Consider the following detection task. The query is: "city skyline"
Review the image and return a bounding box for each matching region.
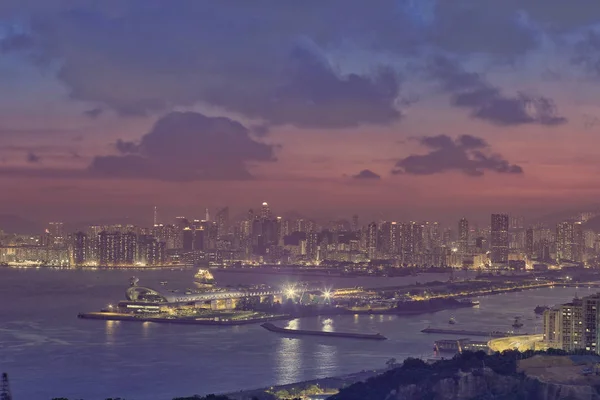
[1,2,600,221]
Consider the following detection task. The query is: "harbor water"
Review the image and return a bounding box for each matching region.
[0,268,591,400]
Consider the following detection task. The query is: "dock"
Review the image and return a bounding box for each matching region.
[261,322,387,341]
[421,327,530,338]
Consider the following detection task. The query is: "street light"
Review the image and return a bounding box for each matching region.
[285,287,296,298]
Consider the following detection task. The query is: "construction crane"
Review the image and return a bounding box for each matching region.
[0,373,12,400]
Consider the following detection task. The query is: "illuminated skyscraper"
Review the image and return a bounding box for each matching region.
[182,227,194,251]
[458,218,469,254]
[306,232,318,261]
[216,206,229,238]
[556,221,574,261]
[352,215,359,232]
[48,222,65,247]
[490,214,509,266]
[72,231,88,266]
[574,222,584,263]
[556,221,584,263]
[194,227,206,251]
[261,202,271,219]
[525,228,534,257]
[367,222,377,260]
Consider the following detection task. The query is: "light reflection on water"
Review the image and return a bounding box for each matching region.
[105,320,116,345]
[276,337,302,383]
[1,268,596,400]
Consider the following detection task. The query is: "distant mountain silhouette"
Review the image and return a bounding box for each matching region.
[0,214,42,234]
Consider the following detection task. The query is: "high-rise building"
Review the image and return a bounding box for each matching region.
[556,221,584,263]
[98,231,136,266]
[193,228,206,251]
[306,232,318,261]
[48,222,65,247]
[216,207,229,238]
[542,296,584,352]
[574,222,584,263]
[525,228,534,258]
[72,231,88,266]
[556,221,574,261]
[261,202,271,220]
[490,214,509,266]
[458,218,469,254]
[98,232,118,266]
[352,215,359,232]
[510,215,524,230]
[583,294,600,353]
[182,227,194,251]
[121,232,137,265]
[366,222,377,260]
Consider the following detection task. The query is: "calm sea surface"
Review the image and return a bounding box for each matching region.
[0,268,591,400]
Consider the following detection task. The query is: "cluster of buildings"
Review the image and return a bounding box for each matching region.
[0,205,599,268]
[543,293,600,353]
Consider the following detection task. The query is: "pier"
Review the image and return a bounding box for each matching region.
[261,322,387,340]
[421,327,530,338]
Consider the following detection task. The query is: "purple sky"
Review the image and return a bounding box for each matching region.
[1,1,600,223]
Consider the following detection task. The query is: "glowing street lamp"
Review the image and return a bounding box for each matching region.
[285,287,296,298]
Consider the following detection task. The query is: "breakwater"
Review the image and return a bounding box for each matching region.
[421,327,530,338]
[78,312,289,326]
[261,322,387,340]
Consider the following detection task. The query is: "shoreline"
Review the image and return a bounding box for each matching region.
[223,367,388,400]
[77,301,478,326]
[0,264,194,271]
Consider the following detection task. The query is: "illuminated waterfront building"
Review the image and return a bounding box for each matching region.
[72,232,88,266]
[48,222,65,247]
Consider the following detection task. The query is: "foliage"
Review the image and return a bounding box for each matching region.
[328,349,597,400]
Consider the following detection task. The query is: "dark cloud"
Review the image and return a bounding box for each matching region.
[572,31,600,77]
[431,2,538,57]
[89,111,276,181]
[115,139,137,154]
[429,56,566,126]
[26,152,41,163]
[393,134,523,177]
[0,2,405,129]
[352,169,381,180]
[83,108,104,118]
[251,125,270,137]
[0,33,35,52]
[216,43,402,128]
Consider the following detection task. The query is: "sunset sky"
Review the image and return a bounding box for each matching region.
[1,1,600,224]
